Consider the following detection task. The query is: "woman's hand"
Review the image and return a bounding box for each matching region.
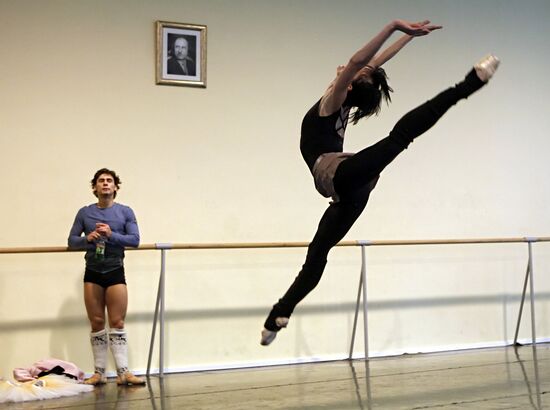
[392,20,442,36]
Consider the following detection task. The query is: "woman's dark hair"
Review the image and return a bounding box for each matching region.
[91,168,121,198]
[346,67,393,125]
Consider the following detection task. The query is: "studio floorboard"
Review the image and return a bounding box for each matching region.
[4,343,548,409]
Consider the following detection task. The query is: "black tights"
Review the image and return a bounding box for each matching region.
[264,70,485,331]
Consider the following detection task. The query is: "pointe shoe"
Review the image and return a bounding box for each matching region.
[116,372,146,386]
[260,317,289,346]
[84,373,106,386]
[474,54,500,82]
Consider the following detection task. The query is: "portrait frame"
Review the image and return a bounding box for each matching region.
[156,21,207,88]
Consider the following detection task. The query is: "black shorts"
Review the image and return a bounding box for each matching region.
[84,267,126,289]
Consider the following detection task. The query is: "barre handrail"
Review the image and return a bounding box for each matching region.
[0,241,354,254]
[357,236,550,246]
[0,236,549,254]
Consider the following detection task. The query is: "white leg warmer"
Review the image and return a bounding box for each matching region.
[109,328,129,376]
[90,329,108,375]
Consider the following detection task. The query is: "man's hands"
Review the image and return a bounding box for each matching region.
[392,20,442,36]
[86,223,112,242]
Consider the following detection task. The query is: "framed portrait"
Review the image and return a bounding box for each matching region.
[156,21,207,87]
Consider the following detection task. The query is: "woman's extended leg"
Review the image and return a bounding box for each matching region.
[263,186,373,338]
[334,59,498,195]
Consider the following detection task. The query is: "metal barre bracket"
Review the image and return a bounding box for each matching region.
[357,240,372,246]
[155,243,173,249]
[524,237,539,243]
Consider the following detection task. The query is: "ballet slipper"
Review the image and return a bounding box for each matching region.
[116,372,145,386]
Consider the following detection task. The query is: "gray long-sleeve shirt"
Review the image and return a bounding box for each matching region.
[68,203,140,273]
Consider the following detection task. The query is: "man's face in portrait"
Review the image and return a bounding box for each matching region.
[174,37,189,60]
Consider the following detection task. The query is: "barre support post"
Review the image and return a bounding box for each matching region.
[361,245,370,360]
[146,243,171,377]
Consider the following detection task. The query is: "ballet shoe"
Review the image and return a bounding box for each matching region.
[260,317,289,346]
[116,372,146,386]
[474,54,500,83]
[84,373,106,386]
[276,317,289,328]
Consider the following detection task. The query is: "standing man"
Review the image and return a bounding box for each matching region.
[167,36,196,76]
[68,168,145,386]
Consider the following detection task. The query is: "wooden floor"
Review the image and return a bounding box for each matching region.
[5,343,549,409]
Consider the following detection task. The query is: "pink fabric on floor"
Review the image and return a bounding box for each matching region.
[13,359,85,382]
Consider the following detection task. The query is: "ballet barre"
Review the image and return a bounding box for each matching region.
[349,236,550,362]
[1,236,549,378]
[139,237,550,377]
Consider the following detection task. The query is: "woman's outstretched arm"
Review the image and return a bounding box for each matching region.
[320,20,442,115]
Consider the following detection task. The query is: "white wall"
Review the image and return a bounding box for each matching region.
[0,0,549,376]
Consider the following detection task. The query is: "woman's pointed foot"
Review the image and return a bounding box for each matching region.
[260,317,289,346]
[474,54,500,82]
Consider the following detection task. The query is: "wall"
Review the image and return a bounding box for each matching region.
[0,0,549,376]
